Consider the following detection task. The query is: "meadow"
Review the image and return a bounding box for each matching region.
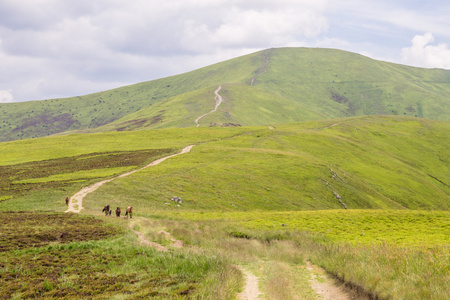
[0,115,448,299]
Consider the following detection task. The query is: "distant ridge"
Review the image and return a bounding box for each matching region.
[0,47,449,142]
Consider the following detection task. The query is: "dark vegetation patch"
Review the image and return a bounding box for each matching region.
[0,247,196,299]
[7,113,81,141]
[150,114,163,125]
[0,148,173,201]
[12,113,79,134]
[0,211,117,252]
[330,91,348,104]
[116,119,149,131]
[0,212,220,298]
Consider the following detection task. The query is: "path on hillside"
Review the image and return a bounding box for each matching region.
[250,55,270,86]
[64,142,265,299]
[65,145,195,213]
[194,85,223,127]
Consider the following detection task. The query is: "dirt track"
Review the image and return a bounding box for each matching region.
[65,145,195,213]
[195,85,223,127]
[236,266,263,300]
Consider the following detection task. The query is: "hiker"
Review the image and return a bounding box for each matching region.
[102,205,111,216]
[125,206,133,218]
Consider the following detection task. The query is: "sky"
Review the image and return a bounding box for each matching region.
[1,0,450,103]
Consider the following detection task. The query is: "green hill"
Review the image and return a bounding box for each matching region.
[1,116,448,211]
[1,48,449,142]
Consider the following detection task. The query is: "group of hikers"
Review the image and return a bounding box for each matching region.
[65,196,132,218]
[102,205,133,218]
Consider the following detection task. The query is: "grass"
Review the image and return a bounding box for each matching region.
[176,209,450,247]
[81,116,449,213]
[153,213,449,299]
[0,115,448,298]
[0,212,242,299]
[0,148,175,209]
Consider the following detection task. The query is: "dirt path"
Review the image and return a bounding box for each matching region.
[195,85,223,127]
[65,145,195,213]
[250,56,269,86]
[306,262,352,300]
[236,266,263,300]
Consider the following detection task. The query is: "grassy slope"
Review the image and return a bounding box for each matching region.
[0,50,263,141]
[1,116,448,300]
[1,48,450,142]
[82,116,448,213]
[1,115,447,212]
[85,48,450,133]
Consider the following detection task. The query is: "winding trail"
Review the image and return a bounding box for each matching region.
[65,145,195,213]
[195,85,223,127]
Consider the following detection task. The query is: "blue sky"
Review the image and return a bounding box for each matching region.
[0,0,449,103]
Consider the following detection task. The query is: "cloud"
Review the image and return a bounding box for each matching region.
[401,33,450,69]
[0,90,13,103]
[1,0,449,102]
[0,0,332,102]
[180,6,328,53]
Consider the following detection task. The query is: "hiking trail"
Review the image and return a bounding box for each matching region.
[194,85,223,127]
[65,145,195,213]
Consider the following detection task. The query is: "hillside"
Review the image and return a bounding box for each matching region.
[1,116,448,211]
[1,47,450,142]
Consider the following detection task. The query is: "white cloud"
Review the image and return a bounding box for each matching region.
[180,7,328,53]
[401,33,450,69]
[0,90,13,103]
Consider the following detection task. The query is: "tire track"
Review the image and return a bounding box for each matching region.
[236,265,263,300]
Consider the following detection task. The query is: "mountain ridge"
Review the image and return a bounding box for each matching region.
[1,47,449,142]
